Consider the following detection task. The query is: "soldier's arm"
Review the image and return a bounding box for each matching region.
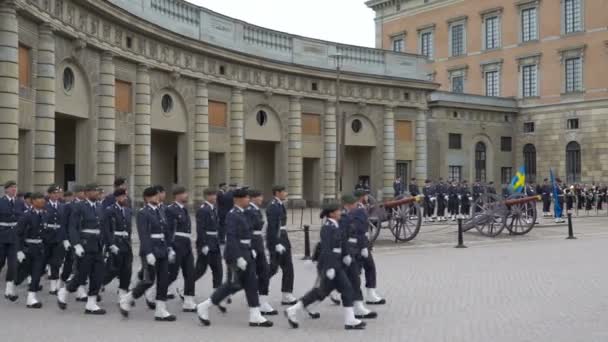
[224,213,238,264]
[15,214,28,251]
[68,204,82,246]
[136,210,152,256]
[195,207,207,251]
[101,207,114,248]
[266,205,279,249]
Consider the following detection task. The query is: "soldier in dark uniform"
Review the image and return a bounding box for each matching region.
[422,180,436,222]
[472,181,483,213]
[487,181,497,194]
[22,192,33,212]
[555,179,566,223]
[101,188,133,304]
[194,189,224,294]
[459,180,471,218]
[245,189,276,316]
[540,179,552,217]
[57,183,106,315]
[101,177,130,209]
[196,188,273,327]
[58,185,87,300]
[501,183,510,199]
[447,181,459,220]
[408,178,419,216]
[0,180,25,301]
[435,179,448,221]
[284,202,365,330]
[217,183,235,246]
[565,185,575,212]
[166,186,196,312]
[392,176,404,197]
[119,186,176,321]
[267,185,296,305]
[15,192,47,308]
[43,185,68,295]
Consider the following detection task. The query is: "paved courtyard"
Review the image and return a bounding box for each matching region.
[0,215,607,342]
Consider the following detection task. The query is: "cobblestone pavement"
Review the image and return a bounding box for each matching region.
[0,216,607,342]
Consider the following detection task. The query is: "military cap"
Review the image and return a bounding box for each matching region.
[203,188,218,197]
[353,189,367,198]
[84,183,99,192]
[47,184,61,193]
[24,192,32,200]
[4,180,16,189]
[113,177,127,188]
[233,188,249,198]
[320,201,341,219]
[218,182,227,188]
[341,194,357,205]
[143,186,159,198]
[154,185,166,193]
[248,189,262,198]
[272,185,286,193]
[30,192,45,200]
[113,188,127,197]
[172,186,187,196]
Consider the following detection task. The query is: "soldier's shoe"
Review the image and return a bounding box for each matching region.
[355,312,378,319]
[57,287,68,310]
[182,296,197,313]
[4,294,18,302]
[154,301,177,322]
[354,301,378,319]
[84,308,106,315]
[344,307,366,330]
[26,292,43,309]
[344,321,366,330]
[118,292,134,318]
[145,297,156,310]
[329,291,341,305]
[260,297,277,315]
[281,293,297,306]
[85,296,106,315]
[196,300,211,326]
[249,307,273,327]
[284,310,299,329]
[26,302,43,309]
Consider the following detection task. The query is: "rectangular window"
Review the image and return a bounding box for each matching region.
[449,166,462,183]
[115,80,133,113]
[565,57,583,93]
[302,113,321,136]
[420,31,433,59]
[522,64,538,98]
[18,45,30,88]
[500,136,512,152]
[564,0,582,34]
[395,120,413,142]
[485,70,500,97]
[448,133,462,149]
[451,23,465,57]
[523,122,535,133]
[392,38,404,52]
[501,167,513,185]
[567,118,579,130]
[209,101,227,127]
[452,75,464,93]
[521,7,538,42]
[485,16,500,50]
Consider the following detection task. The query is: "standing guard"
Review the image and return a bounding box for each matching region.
[459,181,471,218]
[541,179,552,217]
[57,183,106,314]
[435,179,448,222]
[166,186,197,312]
[194,189,224,295]
[43,185,68,295]
[0,181,25,302]
[15,192,47,308]
[196,188,273,327]
[245,189,277,315]
[409,178,419,216]
[422,180,436,222]
[101,177,130,208]
[119,186,176,321]
[101,188,133,303]
[447,181,459,221]
[392,176,404,197]
[217,183,236,247]
[267,185,296,305]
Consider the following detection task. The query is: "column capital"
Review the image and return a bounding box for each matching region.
[38,22,54,35]
[196,78,210,87]
[0,0,17,11]
[290,95,303,101]
[326,98,337,104]
[137,63,150,72]
[101,50,114,61]
[385,104,396,111]
[232,86,246,94]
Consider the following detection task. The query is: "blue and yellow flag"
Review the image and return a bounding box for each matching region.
[509,166,526,193]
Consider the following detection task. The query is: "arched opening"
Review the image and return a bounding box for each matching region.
[566,141,581,183]
[523,144,536,183]
[344,115,377,193]
[475,142,487,182]
[245,106,281,198]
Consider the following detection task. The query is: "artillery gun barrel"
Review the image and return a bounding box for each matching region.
[504,195,541,206]
[380,195,421,209]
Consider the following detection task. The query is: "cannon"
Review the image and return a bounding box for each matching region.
[366,195,423,243]
[462,193,540,237]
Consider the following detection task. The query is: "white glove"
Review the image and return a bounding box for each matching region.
[109,245,120,255]
[146,253,156,266]
[325,268,335,280]
[468,197,473,201]
[63,240,71,251]
[361,248,369,258]
[431,197,436,202]
[458,195,462,200]
[220,244,226,255]
[275,244,286,254]
[236,257,247,271]
[251,249,257,259]
[74,244,85,257]
[342,255,352,266]
[201,246,209,255]
[444,196,449,200]
[17,251,26,263]
[168,248,176,263]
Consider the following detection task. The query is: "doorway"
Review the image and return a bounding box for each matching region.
[245,140,276,199]
[151,130,179,198]
[343,146,373,193]
[303,158,321,206]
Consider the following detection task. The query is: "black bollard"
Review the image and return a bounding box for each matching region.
[455,217,467,248]
[302,224,312,260]
[566,213,577,240]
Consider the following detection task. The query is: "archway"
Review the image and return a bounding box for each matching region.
[566,141,581,183]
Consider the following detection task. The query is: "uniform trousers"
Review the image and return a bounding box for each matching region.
[344,259,363,301]
[252,237,270,296]
[0,242,17,282]
[359,252,377,289]
[43,242,65,280]
[460,200,470,216]
[194,250,223,289]
[67,251,104,296]
[103,247,133,291]
[23,244,45,292]
[210,263,259,308]
[300,268,354,308]
[542,196,551,213]
[423,200,434,218]
[60,249,75,283]
[168,238,195,296]
[270,234,294,293]
[132,256,169,301]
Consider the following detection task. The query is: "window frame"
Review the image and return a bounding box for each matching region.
[566,141,581,183]
[448,66,467,94]
[566,118,579,130]
[523,144,537,183]
[500,136,512,152]
[519,2,539,43]
[392,37,405,52]
[475,142,487,183]
[481,60,502,97]
[481,9,502,51]
[563,0,584,35]
[523,121,535,133]
[521,63,539,98]
[448,165,463,183]
[501,167,513,185]
[448,133,462,150]
[448,17,467,57]
[417,25,435,59]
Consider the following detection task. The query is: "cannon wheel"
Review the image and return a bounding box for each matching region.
[505,193,537,235]
[465,193,508,237]
[367,217,382,245]
[389,202,422,242]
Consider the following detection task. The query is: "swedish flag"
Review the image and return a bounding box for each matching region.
[509,166,526,193]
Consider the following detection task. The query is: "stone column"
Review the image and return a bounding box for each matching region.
[415,110,428,182]
[383,105,396,199]
[229,87,245,185]
[97,51,115,192]
[134,64,151,199]
[288,96,303,201]
[0,0,19,183]
[323,99,337,200]
[33,23,55,192]
[193,79,210,202]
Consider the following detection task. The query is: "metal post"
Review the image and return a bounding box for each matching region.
[566,213,577,240]
[455,217,467,248]
[302,224,311,260]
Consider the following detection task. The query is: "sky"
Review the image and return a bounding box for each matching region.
[190,0,376,47]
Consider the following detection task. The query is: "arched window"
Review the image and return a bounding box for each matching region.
[566,141,581,183]
[475,142,487,182]
[523,144,536,183]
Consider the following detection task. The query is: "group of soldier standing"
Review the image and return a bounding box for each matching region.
[0,178,385,330]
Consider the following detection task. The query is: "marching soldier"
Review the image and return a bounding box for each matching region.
[284,202,365,330]
[392,176,404,197]
[119,186,176,321]
[245,189,277,315]
[459,180,472,218]
[15,192,47,308]
[194,189,224,296]
[0,180,25,302]
[58,185,87,301]
[101,177,130,208]
[217,183,235,246]
[57,183,106,314]
[23,192,33,212]
[196,188,273,327]
[101,188,133,303]
[422,180,436,222]
[541,179,552,217]
[166,186,197,312]
[267,185,297,305]
[43,185,69,295]
[555,179,566,223]
[435,179,448,222]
